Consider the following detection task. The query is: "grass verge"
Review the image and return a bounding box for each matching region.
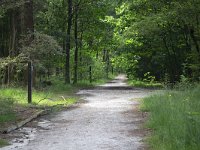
[0,75,115,147]
[0,76,114,124]
[128,79,163,88]
[0,139,9,148]
[141,84,200,150]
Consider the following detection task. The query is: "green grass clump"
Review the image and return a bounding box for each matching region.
[0,97,16,124]
[0,139,9,148]
[141,84,200,150]
[128,79,163,88]
[0,87,77,107]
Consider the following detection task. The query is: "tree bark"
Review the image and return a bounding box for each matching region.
[163,37,175,83]
[10,10,17,57]
[79,31,83,80]
[65,0,73,84]
[73,2,78,84]
[106,50,110,79]
[24,0,35,86]
[24,0,34,37]
[190,28,200,55]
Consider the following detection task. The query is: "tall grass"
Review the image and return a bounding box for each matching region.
[141,84,200,150]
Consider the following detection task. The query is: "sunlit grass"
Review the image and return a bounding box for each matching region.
[0,75,115,131]
[0,78,79,128]
[0,87,76,107]
[128,79,163,88]
[0,75,114,120]
[141,84,200,150]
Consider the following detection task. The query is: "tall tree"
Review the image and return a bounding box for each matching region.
[65,0,73,84]
[73,0,79,84]
[24,0,34,35]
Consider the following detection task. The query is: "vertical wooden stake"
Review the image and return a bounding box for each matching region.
[89,66,92,83]
[28,61,32,103]
[112,66,114,75]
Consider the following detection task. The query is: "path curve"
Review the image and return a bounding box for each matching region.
[2,75,152,150]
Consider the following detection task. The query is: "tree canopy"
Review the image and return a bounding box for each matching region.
[0,0,199,85]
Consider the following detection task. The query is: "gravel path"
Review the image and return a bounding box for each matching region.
[2,75,152,150]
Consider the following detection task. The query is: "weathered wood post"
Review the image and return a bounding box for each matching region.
[89,66,92,83]
[28,61,33,103]
[112,66,114,75]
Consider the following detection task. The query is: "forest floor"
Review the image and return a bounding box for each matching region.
[0,75,154,150]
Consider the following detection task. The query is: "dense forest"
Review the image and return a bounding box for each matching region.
[1,0,200,150]
[0,0,199,86]
[0,0,117,86]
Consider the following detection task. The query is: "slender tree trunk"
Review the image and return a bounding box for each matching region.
[189,27,200,78]
[4,66,9,85]
[79,32,83,80]
[183,25,192,52]
[73,2,78,84]
[163,37,175,83]
[103,49,106,62]
[190,28,200,55]
[106,50,110,79]
[169,31,180,81]
[183,25,192,78]
[10,10,17,57]
[65,0,73,84]
[24,0,34,38]
[96,50,99,59]
[24,0,34,86]
[89,66,92,83]
[7,10,17,85]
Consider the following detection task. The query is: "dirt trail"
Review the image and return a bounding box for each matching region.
[1,75,152,150]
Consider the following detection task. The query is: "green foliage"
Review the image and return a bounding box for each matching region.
[20,32,62,62]
[33,0,116,83]
[1,0,200,85]
[142,85,200,150]
[107,0,200,83]
[0,0,25,17]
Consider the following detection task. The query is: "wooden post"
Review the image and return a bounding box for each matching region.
[89,66,92,83]
[112,66,114,75]
[28,61,32,103]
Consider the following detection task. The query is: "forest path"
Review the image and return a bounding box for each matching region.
[2,75,152,150]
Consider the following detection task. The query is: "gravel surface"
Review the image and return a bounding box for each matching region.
[1,75,152,150]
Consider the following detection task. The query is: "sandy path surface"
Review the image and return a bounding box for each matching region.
[1,75,152,150]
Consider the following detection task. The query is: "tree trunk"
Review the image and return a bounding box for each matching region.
[24,0,35,86]
[24,0,34,37]
[65,0,73,84]
[190,28,200,55]
[163,37,175,83]
[73,2,78,84]
[89,66,92,83]
[79,31,83,80]
[10,10,17,57]
[106,50,110,79]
